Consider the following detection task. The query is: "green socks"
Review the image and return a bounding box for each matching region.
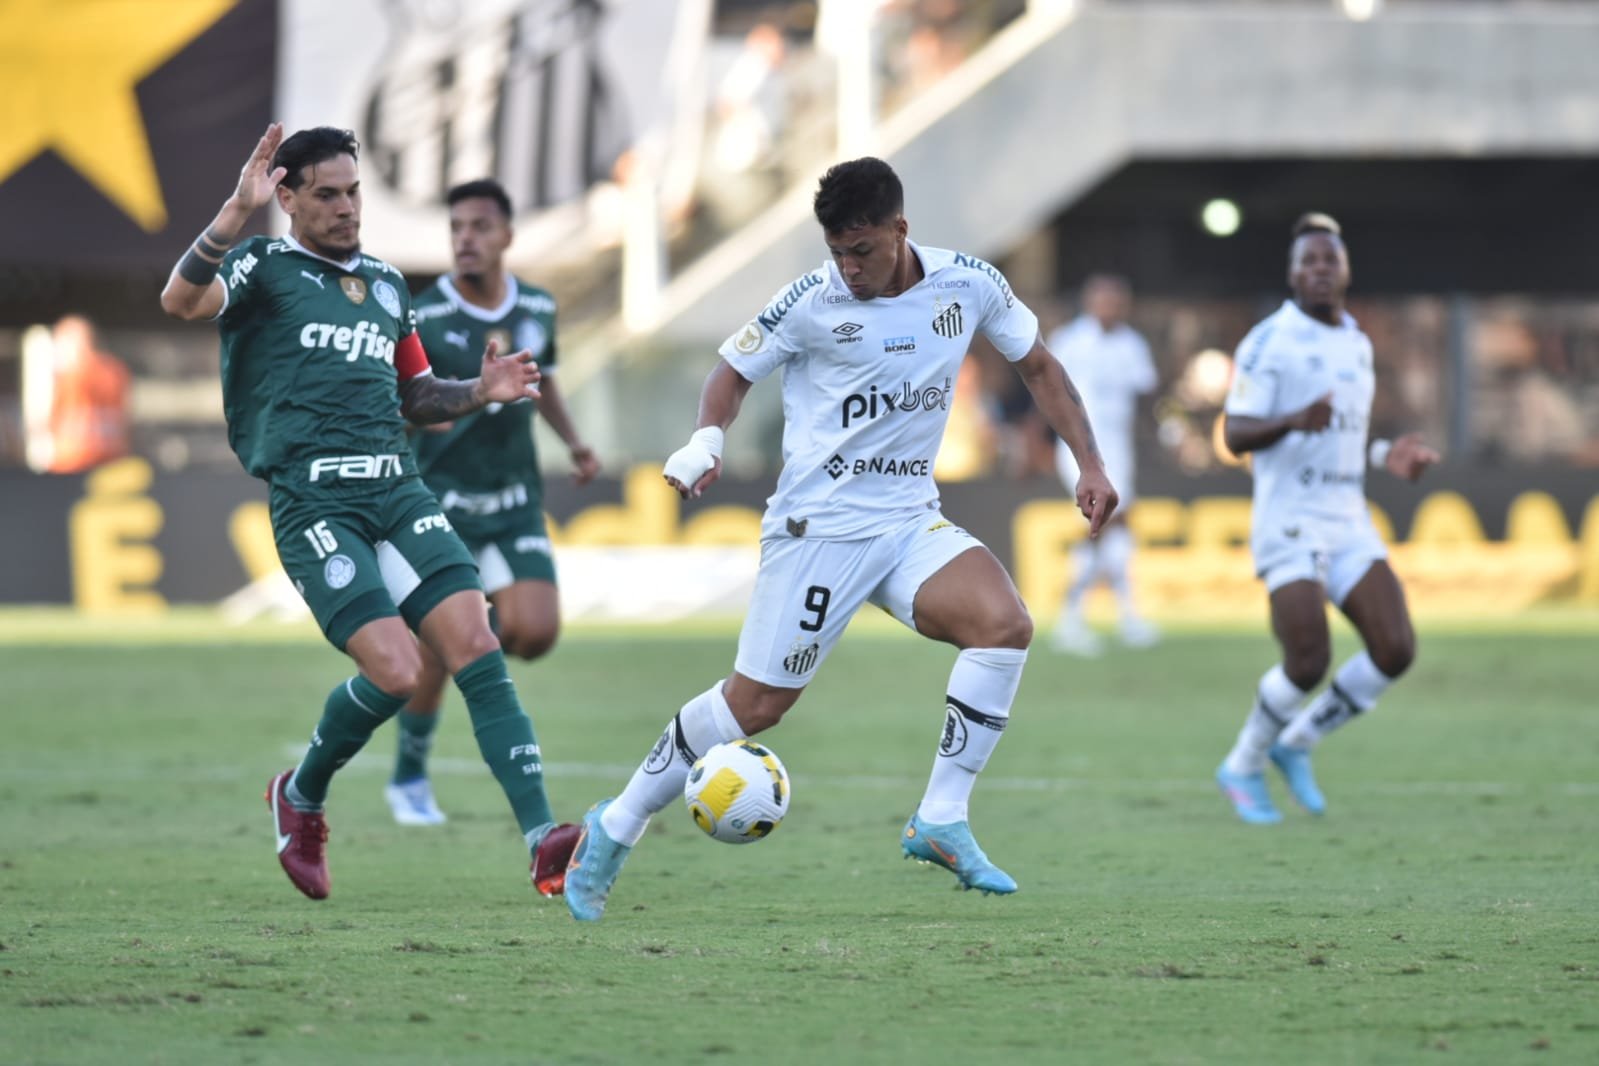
[455,650,554,842]
[291,676,408,809]
[392,709,440,784]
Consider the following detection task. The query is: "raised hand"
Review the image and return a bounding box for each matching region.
[1386,432,1440,482]
[474,337,541,406]
[234,123,288,212]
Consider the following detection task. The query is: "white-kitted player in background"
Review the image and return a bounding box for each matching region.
[1047,274,1160,655]
[562,156,1116,921]
[1215,212,1440,824]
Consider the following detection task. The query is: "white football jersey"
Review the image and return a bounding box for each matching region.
[1225,300,1377,545]
[1045,314,1156,457]
[718,241,1040,540]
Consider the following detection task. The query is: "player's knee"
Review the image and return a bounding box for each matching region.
[366,650,422,699]
[731,690,799,735]
[989,607,1034,650]
[1283,647,1330,691]
[501,622,558,661]
[1370,631,1415,679]
[442,627,503,672]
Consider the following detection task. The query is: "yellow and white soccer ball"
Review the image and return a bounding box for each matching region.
[683,740,790,844]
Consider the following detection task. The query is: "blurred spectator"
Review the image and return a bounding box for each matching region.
[22,315,130,474]
[701,22,792,229]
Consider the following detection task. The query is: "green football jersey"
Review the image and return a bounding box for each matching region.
[411,275,557,507]
[216,234,420,496]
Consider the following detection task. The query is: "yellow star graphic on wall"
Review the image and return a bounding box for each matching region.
[0,0,239,232]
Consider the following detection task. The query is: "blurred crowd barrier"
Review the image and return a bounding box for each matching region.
[4,459,1593,620]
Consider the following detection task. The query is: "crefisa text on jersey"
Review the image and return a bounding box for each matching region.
[298,320,397,364]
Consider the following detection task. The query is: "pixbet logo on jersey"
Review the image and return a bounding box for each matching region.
[299,321,396,364]
[840,377,952,428]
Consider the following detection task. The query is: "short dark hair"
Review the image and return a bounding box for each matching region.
[813,157,903,233]
[447,178,514,218]
[273,127,359,191]
[1291,211,1342,239]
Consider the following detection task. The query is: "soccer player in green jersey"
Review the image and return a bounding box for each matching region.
[384,178,600,827]
[159,123,579,900]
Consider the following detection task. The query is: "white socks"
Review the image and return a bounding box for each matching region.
[1223,665,1309,776]
[917,647,1027,824]
[603,681,744,846]
[1279,652,1392,751]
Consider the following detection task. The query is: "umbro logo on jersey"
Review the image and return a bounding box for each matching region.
[931,300,963,339]
[832,322,864,343]
[444,330,470,349]
[300,270,326,289]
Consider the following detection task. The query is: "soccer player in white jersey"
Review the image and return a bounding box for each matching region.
[1047,275,1160,655]
[563,157,1116,920]
[1215,213,1439,825]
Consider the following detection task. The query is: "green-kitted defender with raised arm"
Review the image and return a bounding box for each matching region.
[159,122,578,901]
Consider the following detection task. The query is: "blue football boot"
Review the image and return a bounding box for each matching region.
[901,813,1018,895]
[1268,744,1326,815]
[564,799,632,922]
[1215,763,1283,825]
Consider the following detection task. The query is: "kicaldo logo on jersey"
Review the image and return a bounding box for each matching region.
[298,320,396,364]
[841,377,952,428]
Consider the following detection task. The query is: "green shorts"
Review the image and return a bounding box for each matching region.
[457,508,557,595]
[271,477,482,649]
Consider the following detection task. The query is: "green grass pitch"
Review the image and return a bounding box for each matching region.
[2,613,1597,1064]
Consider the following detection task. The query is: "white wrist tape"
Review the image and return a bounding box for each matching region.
[663,426,724,486]
[1368,438,1392,469]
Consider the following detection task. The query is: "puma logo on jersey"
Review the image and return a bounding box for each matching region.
[298,320,396,364]
[301,270,326,289]
[444,330,469,349]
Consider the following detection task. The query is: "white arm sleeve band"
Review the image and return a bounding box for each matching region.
[663,426,725,486]
[1367,438,1392,470]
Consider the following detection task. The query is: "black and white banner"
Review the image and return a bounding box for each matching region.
[280,0,702,271]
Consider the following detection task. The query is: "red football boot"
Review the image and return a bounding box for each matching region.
[530,822,581,897]
[265,770,331,900]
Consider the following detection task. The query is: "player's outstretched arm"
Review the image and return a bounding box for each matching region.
[401,338,540,425]
[160,122,287,321]
[663,359,752,499]
[1014,341,1118,536]
[1224,391,1333,455]
[1373,432,1440,482]
[534,374,600,486]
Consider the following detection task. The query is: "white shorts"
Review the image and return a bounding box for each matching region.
[1056,438,1135,508]
[1254,519,1387,606]
[734,511,982,687]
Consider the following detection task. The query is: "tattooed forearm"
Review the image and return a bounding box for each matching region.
[401,375,482,425]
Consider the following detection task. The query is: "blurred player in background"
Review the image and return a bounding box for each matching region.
[1215,212,1440,824]
[1046,275,1160,655]
[563,157,1116,921]
[384,179,600,827]
[159,124,577,899]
